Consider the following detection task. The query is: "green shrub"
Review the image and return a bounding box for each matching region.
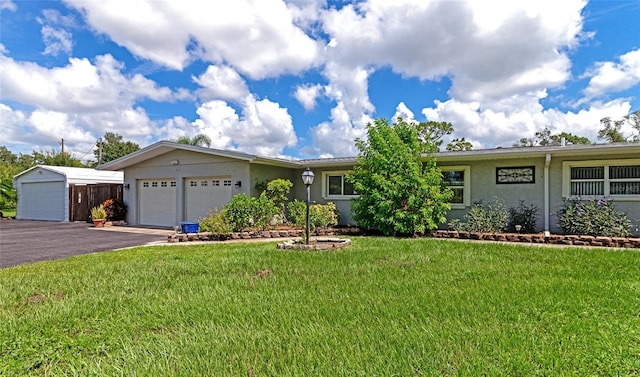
[311,202,339,229]
[287,200,339,230]
[264,179,293,222]
[198,210,232,235]
[90,205,107,220]
[449,198,508,233]
[557,197,630,237]
[224,193,255,231]
[102,198,127,221]
[253,194,279,230]
[507,200,539,233]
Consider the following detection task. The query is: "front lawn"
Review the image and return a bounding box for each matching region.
[1,238,638,375]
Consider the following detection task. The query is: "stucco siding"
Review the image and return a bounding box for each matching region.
[249,165,297,198]
[122,150,250,226]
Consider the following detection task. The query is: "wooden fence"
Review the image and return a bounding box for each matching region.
[68,184,123,222]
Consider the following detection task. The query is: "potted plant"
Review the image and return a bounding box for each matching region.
[91,205,107,227]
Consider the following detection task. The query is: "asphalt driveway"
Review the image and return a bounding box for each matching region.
[0,220,171,268]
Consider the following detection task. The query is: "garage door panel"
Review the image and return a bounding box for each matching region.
[185,177,232,222]
[138,179,176,227]
[21,182,65,221]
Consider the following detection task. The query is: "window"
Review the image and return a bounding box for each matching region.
[223,180,232,186]
[201,181,208,187]
[142,182,149,188]
[323,171,357,198]
[563,160,640,199]
[190,181,197,187]
[161,181,167,187]
[212,180,220,186]
[151,181,158,188]
[170,181,176,187]
[440,166,470,208]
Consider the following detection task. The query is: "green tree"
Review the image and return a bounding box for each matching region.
[263,179,293,222]
[549,132,591,145]
[176,134,212,147]
[33,150,84,167]
[598,117,627,143]
[93,132,140,165]
[514,127,591,147]
[348,118,452,236]
[446,137,473,151]
[599,110,640,142]
[414,121,454,150]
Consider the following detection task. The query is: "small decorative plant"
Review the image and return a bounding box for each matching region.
[91,205,107,221]
[102,198,127,221]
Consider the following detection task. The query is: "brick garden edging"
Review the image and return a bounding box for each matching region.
[167,227,362,243]
[167,226,640,249]
[431,230,640,249]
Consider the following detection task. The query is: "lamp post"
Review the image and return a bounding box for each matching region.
[301,168,315,245]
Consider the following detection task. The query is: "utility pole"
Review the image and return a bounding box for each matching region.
[98,138,103,165]
[60,138,65,156]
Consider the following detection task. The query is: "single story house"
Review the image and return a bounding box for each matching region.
[98,141,640,235]
[13,165,124,221]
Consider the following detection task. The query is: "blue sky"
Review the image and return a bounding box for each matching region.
[1,0,639,161]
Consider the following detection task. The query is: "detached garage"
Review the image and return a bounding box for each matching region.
[13,165,124,222]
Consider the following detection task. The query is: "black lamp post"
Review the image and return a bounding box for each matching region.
[301,167,315,244]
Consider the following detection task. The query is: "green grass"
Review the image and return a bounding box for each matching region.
[1,209,16,217]
[1,238,639,376]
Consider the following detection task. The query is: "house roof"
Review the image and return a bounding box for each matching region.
[97,140,639,171]
[97,141,301,170]
[14,165,123,183]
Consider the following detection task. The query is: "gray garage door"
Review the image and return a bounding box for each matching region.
[138,179,176,227]
[21,181,66,221]
[184,177,233,222]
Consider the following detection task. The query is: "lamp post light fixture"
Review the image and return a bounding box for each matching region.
[301,168,315,245]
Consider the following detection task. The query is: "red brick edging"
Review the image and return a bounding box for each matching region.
[430,230,640,249]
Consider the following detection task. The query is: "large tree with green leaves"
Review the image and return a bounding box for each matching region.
[514,127,591,147]
[347,118,452,236]
[598,110,639,143]
[93,132,140,165]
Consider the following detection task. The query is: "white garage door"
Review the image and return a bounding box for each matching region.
[21,181,66,220]
[138,179,176,227]
[184,177,233,222]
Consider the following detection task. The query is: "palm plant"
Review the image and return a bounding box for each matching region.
[176,134,212,147]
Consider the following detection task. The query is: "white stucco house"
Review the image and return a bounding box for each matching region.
[13,165,124,221]
[98,141,640,235]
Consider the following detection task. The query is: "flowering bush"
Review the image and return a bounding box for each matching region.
[557,197,631,237]
[102,198,127,221]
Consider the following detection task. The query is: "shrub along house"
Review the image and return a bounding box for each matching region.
[98,141,640,235]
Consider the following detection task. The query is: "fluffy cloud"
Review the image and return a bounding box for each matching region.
[584,48,640,98]
[41,26,73,56]
[193,65,249,102]
[64,0,323,78]
[422,97,633,148]
[294,84,323,111]
[0,53,176,112]
[192,95,297,157]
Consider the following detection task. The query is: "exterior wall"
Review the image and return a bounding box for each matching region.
[123,150,250,226]
[548,152,640,236]
[14,169,69,221]
[439,158,547,232]
[294,166,357,225]
[248,164,297,198]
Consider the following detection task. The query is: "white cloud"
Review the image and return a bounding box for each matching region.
[294,84,323,111]
[41,25,73,56]
[193,65,249,102]
[393,102,415,123]
[584,48,640,98]
[0,0,16,11]
[0,53,175,112]
[192,95,297,157]
[311,101,369,157]
[421,97,633,148]
[64,0,323,78]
